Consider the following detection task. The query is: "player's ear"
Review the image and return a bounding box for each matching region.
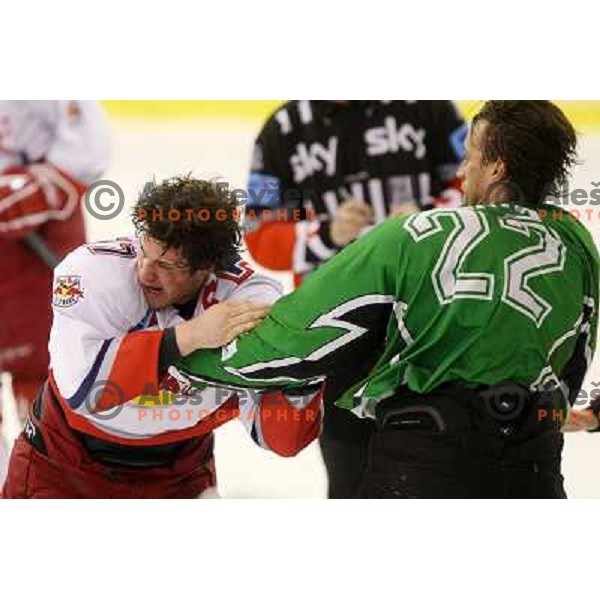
[490,159,507,182]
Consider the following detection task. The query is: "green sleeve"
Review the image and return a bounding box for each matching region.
[178,218,406,391]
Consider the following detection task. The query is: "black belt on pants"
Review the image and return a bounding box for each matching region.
[80,433,198,469]
[374,381,563,439]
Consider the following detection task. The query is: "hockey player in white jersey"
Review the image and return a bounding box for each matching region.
[2,176,322,498]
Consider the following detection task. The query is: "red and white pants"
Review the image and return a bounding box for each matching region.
[2,384,216,499]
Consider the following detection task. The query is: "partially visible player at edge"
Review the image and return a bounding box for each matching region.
[0,101,110,475]
[0,101,109,398]
[179,101,599,498]
[2,177,322,499]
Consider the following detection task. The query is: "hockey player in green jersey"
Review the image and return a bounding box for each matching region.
[178,101,599,498]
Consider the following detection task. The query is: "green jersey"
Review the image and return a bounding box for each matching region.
[179,203,599,418]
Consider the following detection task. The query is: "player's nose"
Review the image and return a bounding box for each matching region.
[138,258,158,284]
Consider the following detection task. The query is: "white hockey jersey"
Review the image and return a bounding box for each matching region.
[0,100,109,182]
[48,236,299,447]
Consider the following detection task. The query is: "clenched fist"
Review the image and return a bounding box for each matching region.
[175,299,271,356]
[330,198,373,248]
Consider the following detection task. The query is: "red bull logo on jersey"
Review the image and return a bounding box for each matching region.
[53,275,84,307]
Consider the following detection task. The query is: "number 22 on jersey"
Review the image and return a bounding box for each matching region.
[404,208,566,327]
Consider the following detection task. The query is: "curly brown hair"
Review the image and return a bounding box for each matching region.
[132,175,242,272]
[472,101,578,204]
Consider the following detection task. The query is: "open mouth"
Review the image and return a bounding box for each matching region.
[143,285,163,296]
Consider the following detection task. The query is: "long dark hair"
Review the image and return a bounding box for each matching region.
[473,101,577,204]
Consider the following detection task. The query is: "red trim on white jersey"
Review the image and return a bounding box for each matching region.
[49,371,241,446]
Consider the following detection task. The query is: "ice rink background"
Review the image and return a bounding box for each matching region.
[79,112,600,499]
